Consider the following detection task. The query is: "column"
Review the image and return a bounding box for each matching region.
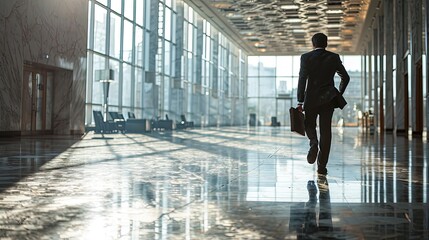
[362,51,367,114]
[395,0,409,134]
[410,0,423,136]
[145,0,160,117]
[173,1,185,118]
[373,28,379,128]
[378,14,385,132]
[385,0,394,131]
[194,18,204,121]
[368,41,373,112]
[426,0,429,139]
[174,1,184,83]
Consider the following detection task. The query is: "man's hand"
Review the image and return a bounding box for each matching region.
[297,104,303,112]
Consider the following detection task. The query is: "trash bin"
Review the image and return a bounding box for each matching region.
[249,113,256,126]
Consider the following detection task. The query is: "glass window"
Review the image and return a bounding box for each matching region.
[164,41,171,75]
[97,0,107,6]
[292,56,301,76]
[259,77,276,97]
[124,0,134,21]
[93,5,107,54]
[92,54,107,104]
[122,63,133,107]
[247,98,257,115]
[111,0,122,14]
[136,0,144,26]
[183,21,188,50]
[171,11,176,44]
[135,67,143,108]
[187,24,193,51]
[165,7,171,41]
[123,19,133,62]
[259,56,276,77]
[87,0,251,128]
[276,56,293,76]
[135,26,143,66]
[248,56,259,77]
[109,12,121,58]
[188,6,193,24]
[276,76,294,95]
[187,52,193,82]
[109,59,120,106]
[248,77,258,97]
[144,31,150,65]
[171,46,176,76]
[259,98,276,126]
[145,0,151,30]
[343,55,361,72]
[87,2,92,48]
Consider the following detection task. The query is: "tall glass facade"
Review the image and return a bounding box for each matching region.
[86,0,247,126]
[248,55,362,126]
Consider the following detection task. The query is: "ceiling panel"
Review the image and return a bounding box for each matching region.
[207,0,372,55]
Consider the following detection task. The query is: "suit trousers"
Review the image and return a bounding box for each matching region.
[304,101,335,169]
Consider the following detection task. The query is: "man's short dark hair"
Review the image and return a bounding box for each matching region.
[312,33,328,48]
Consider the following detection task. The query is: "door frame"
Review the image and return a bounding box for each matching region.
[22,64,54,135]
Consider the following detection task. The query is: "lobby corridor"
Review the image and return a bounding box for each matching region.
[0,127,428,239]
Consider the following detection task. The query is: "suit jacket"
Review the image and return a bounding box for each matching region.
[297,49,350,110]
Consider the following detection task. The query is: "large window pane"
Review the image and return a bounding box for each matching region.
[94,5,107,54]
[109,59,120,106]
[248,77,258,97]
[123,63,132,107]
[292,56,300,76]
[259,98,276,126]
[164,41,171,75]
[276,56,292,76]
[276,77,294,95]
[165,7,171,41]
[123,20,133,62]
[135,26,143,66]
[124,0,134,21]
[144,31,150,64]
[343,56,361,72]
[136,0,144,26]
[135,67,143,108]
[259,77,275,97]
[145,0,151,30]
[109,12,121,58]
[111,0,122,14]
[92,54,106,104]
[248,56,259,77]
[187,24,193,51]
[97,0,107,6]
[259,56,276,77]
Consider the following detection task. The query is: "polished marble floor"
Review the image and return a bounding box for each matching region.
[0,127,428,239]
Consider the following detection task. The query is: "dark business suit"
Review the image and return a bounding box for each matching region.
[297,48,349,171]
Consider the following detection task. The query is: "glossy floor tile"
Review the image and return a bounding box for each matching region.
[0,127,428,239]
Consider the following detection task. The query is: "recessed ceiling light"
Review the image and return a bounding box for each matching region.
[292,29,306,33]
[326,10,343,14]
[285,18,301,23]
[280,5,299,10]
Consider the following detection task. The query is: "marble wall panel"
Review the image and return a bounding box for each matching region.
[70,58,87,134]
[53,70,72,135]
[0,0,88,134]
[0,1,25,132]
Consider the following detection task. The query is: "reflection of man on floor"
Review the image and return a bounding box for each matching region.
[289,175,332,237]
